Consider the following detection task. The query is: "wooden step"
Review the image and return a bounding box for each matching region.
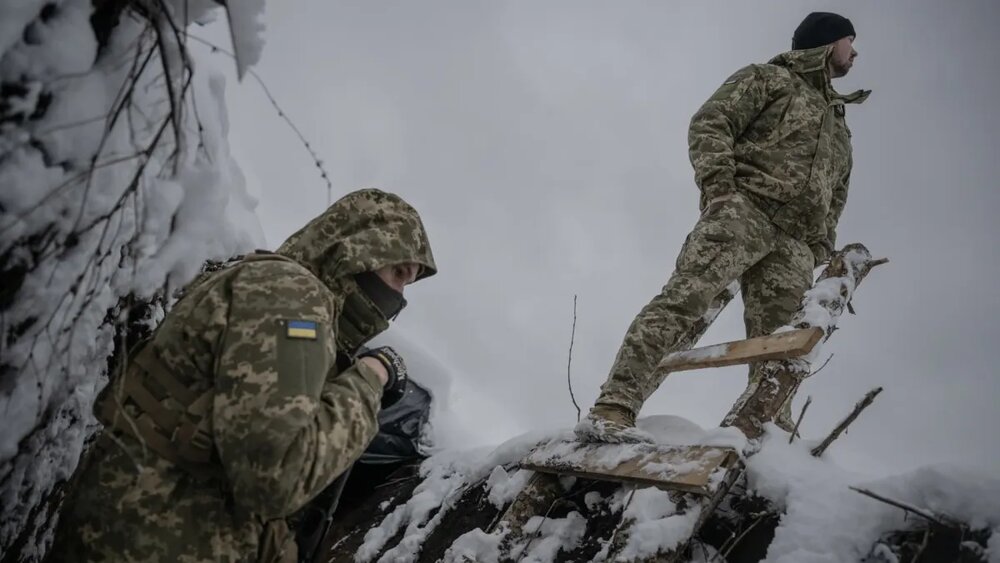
[656,326,823,373]
[520,440,737,496]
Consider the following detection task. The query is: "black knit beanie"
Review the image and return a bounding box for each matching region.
[792,12,856,50]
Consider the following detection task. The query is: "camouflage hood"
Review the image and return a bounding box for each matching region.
[276,188,437,290]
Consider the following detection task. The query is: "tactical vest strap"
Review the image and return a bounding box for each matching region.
[97,344,220,481]
[135,346,200,407]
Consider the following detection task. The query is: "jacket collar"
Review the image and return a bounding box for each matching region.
[768,45,870,104]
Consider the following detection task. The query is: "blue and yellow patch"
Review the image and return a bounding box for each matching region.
[286,320,318,340]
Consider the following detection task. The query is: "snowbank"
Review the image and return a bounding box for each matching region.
[0,1,265,558]
[346,414,1000,562]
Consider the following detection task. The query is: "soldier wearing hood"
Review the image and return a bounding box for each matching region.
[50,188,437,562]
[578,13,870,443]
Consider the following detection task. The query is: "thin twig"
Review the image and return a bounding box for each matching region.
[807,353,834,378]
[849,487,950,528]
[567,294,581,423]
[721,514,767,558]
[186,33,334,204]
[789,395,812,444]
[811,387,883,457]
[516,497,560,562]
[604,487,637,558]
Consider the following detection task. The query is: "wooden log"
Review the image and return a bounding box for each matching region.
[657,327,823,373]
[521,440,737,496]
[491,472,563,561]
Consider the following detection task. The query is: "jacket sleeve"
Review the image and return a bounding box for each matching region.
[212,262,383,519]
[812,159,851,265]
[688,65,772,205]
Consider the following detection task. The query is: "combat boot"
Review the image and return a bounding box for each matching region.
[574,403,653,443]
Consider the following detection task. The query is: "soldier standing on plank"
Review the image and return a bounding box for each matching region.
[577,12,870,443]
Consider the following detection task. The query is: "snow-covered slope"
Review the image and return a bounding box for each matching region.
[0,1,264,558]
[334,416,1000,562]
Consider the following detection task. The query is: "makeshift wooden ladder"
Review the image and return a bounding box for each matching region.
[492,244,888,562]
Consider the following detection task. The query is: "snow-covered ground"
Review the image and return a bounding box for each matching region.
[349,415,1000,562]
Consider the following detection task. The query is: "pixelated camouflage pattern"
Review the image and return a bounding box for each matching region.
[50,188,435,562]
[688,45,868,263]
[595,194,812,417]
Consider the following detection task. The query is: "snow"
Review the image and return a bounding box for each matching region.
[0,0,264,557]
[350,413,1000,562]
[747,426,1000,563]
[614,488,702,560]
[486,466,534,510]
[662,342,730,364]
[355,429,566,562]
[517,511,587,562]
[222,0,267,78]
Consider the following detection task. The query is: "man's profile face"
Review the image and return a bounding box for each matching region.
[829,36,857,78]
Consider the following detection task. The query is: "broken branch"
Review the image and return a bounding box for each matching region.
[849,486,951,528]
[811,387,883,457]
[789,396,812,444]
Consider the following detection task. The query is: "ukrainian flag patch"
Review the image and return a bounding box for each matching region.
[286,320,318,340]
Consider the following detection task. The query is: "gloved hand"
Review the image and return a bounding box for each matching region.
[358,346,408,407]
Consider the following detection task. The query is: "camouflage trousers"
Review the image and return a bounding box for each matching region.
[596,193,813,419]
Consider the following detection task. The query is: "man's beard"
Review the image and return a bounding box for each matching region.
[831,59,852,78]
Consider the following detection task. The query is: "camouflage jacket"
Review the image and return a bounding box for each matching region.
[50,189,436,562]
[688,45,870,260]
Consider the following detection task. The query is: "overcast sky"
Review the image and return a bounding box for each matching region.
[201,1,999,477]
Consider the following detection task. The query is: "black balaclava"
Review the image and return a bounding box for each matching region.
[335,272,406,355]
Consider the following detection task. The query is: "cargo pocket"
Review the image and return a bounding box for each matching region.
[675,219,736,274]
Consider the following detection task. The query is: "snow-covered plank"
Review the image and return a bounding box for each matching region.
[520,441,737,496]
[657,327,823,373]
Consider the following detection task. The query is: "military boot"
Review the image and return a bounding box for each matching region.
[574,403,653,444]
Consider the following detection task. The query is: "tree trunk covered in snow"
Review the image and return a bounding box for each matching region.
[0,1,264,560]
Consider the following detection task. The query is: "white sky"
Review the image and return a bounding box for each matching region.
[200,1,1000,477]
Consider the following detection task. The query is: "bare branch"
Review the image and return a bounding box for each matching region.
[849,486,952,528]
[566,295,581,423]
[789,395,811,444]
[811,387,883,457]
[806,353,834,378]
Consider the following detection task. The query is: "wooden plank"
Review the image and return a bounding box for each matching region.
[656,326,823,373]
[520,441,737,496]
